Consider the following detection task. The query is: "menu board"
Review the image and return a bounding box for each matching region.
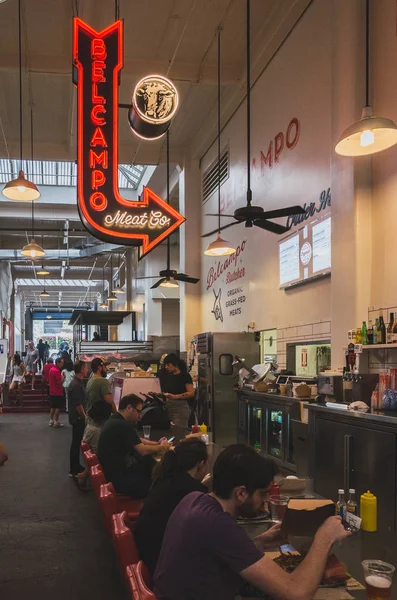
[279,213,331,288]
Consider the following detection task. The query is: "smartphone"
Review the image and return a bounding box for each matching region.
[167,436,175,443]
[280,544,299,555]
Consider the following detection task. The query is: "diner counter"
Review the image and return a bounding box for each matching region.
[307,402,397,427]
[244,521,397,599]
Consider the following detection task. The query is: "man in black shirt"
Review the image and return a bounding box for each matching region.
[97,394,171,498]
[68,360,88,477]
[161,354,195,429]
[134,438,209,576]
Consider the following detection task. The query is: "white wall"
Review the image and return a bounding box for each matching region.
[201,0,332,335]
[162,300,180,336]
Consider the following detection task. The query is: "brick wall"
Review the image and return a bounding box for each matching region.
[277,319,331,369]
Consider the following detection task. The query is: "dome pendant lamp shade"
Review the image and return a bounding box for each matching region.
[107,293,117,302]
[112,284,124,294]
[40,288,50,298]
[335,106,397,156]
[335,0,397,157]
[36,265,50,276]
[21,238,45,258]
[100,301,108,309]
[2,170,40,201]
[204,232,235,256]
[159,277,179,288]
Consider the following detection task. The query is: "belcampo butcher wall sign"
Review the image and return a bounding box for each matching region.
[73,19,184,255]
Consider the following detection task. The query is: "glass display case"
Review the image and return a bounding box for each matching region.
[268,409,284,459]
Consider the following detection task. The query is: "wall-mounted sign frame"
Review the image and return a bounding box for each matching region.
[72,18,185,254]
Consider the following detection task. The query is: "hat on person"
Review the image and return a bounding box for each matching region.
[91,357,110,372]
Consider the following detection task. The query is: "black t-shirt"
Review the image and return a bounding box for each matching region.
[97,412,142,481]
[36,342,45,357]
[68,375,86,425]
[161,371,193,396]
[134,472,207,576]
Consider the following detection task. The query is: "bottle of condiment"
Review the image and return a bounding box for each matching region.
[199,423,208,434]
[373,318,379,344]
[356,328,362,344]
[191,424,199,434]
[392,314,397,343]
[387,313,394,344]
[336,489,346,518]
[362,321,368,345]
[367,320,374,345]
[347,489,358,515]
[360,490,377,531]
[378,316,386,344]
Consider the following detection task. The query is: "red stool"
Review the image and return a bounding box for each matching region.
[84,450,99,468]
[100,482,143,533]
[126,561,157,600]
[90,464,106,500]
[81,441,90,454]
[112,511,140,575]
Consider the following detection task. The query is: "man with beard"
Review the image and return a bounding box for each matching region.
[154,444,350,600]
[85,357,115,415]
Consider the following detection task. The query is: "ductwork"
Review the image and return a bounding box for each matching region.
[0,201,79,220]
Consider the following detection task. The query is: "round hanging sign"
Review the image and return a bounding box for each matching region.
[128,75,179,140]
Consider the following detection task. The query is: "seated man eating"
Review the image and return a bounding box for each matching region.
[154,444,351,600]
[97,393,170,498]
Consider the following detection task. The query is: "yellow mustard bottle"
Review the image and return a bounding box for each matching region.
[360,490,377,532]
[199,423,207,434]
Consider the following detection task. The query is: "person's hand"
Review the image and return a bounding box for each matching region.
[158,442,172,453]
[254,522,287,550]
[164,393,176,400]
[317,516,351,545]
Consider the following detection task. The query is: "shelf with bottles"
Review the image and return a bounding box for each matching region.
[354,343,397,351]
[349,308,397,347]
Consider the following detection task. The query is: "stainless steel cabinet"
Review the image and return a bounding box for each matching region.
[310,409,396,532]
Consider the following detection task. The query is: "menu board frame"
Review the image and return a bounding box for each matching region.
[279,211,331,289]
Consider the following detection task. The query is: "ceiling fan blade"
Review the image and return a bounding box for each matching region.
[201,220,241,238]
[254,219,290,235]
[151,278,166,289]
[174,274,200,284]
[257,205,306,220]
[205,213,236,218]
[136,276,161,280]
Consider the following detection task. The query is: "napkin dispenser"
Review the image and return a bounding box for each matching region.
[281,499,335,537]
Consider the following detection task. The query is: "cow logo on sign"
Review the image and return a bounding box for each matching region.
[129,75,179,140]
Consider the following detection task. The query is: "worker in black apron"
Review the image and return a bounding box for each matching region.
[160,354,195,430]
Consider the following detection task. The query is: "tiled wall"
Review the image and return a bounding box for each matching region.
[277,320,331,370]
[366,347,397,374]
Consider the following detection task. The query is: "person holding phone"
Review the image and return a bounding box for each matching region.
[134,438,209,576]
[161,354,195,429]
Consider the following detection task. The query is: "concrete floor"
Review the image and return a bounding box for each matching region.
[0,413,129,599]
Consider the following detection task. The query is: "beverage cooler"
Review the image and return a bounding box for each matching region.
[196,332,259,446]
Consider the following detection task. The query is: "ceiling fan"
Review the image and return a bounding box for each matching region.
[202,0,305,241]
[137,132,200,290]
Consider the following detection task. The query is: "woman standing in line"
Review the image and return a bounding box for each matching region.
[9,354,25,406]
[24,341,38,391]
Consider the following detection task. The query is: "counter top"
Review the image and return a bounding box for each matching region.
[307,403,397,426]
[236,389,306,404]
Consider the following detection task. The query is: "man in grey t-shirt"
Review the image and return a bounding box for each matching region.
[85,357,115,414]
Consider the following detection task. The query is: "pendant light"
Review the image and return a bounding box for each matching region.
[335,0,397,156]
[107,254,118,301]
[37,265,50,276]
[46,314,52,319]
[99,266,108,308]
[112,253,125,294]
[2,0,40,200]
[204,30,235,257]
[40,281,50,298]
[21,107,45,257]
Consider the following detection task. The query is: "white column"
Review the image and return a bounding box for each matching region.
[179,156,202,352]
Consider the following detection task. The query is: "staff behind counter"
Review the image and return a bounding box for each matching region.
[159,354,195,429]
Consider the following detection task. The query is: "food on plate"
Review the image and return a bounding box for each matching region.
[274,552,349,586]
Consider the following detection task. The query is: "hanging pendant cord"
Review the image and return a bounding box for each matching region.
[30,106,34,240]
[217,29,221,233]
[115,0,120,21]
[365,0,370,107]
[246,0,252,205]
[166,129,171,270]
[18,0,23,168]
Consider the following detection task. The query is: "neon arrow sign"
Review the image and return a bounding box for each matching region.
[73,19,185,254]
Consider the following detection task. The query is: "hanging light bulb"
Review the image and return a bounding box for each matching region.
[21,238,45,258]
[159,277,179,288]
[40,288,50,298]
[335,0,397,157]
[36,264,50,276]
[112,283,124,294]
[100,300,108,309]
[46,314,52,319]
[107,293,117,302]
[204,232,235,256]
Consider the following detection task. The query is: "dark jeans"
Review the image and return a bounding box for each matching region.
[70,418,85,475]
[112,456,156,499]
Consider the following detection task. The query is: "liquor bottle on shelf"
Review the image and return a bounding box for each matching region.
[361,321,368,345]
[373,318,379,344]
[378,315,386,344]
[387,313,394,344]
[368,320,374,345]
[356,327,362,344]
[392,314,397,343]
